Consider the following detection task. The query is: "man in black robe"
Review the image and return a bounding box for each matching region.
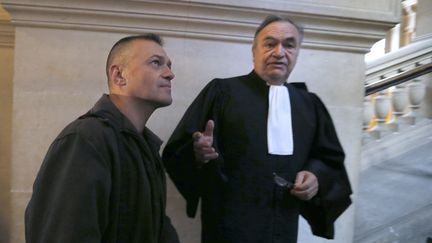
[163,15,352,243]
[25,34,179,243]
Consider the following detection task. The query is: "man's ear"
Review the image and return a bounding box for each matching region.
[109,65,126,86]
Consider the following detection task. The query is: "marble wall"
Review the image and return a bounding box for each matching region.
[0,1,401,242]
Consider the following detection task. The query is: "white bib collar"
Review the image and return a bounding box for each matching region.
[267,84,293,155]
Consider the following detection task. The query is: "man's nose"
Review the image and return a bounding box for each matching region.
[163,66,175,81]
[272,44,284,57]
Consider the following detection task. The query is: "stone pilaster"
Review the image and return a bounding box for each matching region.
[0,5,14,243]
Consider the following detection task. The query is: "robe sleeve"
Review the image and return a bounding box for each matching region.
[25,132,111,243]
[300,93,353,239]
[162,79,225,218]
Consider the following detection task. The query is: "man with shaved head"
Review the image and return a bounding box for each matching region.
[25,34,179,243]
[163,15,352,243]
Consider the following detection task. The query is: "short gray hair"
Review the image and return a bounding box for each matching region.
[253,15,304,48]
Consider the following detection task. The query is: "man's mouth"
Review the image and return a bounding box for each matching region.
[159,85,172,93]
[160,83,172,89]
[268,62,287,68]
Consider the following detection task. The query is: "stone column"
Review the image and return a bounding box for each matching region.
[415,0,432,118]
[0,0,401,242]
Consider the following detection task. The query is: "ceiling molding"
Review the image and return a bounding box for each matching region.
[156,0,401,23]
[1,0,400,53]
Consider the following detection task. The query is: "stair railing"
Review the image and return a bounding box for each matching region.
[363,63,431,140]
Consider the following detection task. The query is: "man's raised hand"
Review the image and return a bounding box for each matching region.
[192,120,219,163]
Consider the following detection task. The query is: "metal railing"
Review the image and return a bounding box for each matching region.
[365,63,432,96]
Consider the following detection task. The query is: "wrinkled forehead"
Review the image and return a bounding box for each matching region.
[256,21,301,43]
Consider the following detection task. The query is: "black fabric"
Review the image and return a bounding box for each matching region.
[25,94,179,243]
[163,71,352,243]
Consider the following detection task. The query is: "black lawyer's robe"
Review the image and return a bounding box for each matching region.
[163,71,352,243]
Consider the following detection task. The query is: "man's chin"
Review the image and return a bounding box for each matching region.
[157,99,173,108]
[268,73,288,84]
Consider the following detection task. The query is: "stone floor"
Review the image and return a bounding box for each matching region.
[354,138,432,243]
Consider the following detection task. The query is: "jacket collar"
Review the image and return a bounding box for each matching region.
[85,94,163,149]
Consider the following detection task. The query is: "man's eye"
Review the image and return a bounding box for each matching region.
[284,42,296,49]
[265,43,275,48]
[150,59,161,66]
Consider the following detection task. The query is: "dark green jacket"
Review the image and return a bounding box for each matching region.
[25,94,179,243]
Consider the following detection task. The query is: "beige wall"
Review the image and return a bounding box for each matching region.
[0,0,401,242]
